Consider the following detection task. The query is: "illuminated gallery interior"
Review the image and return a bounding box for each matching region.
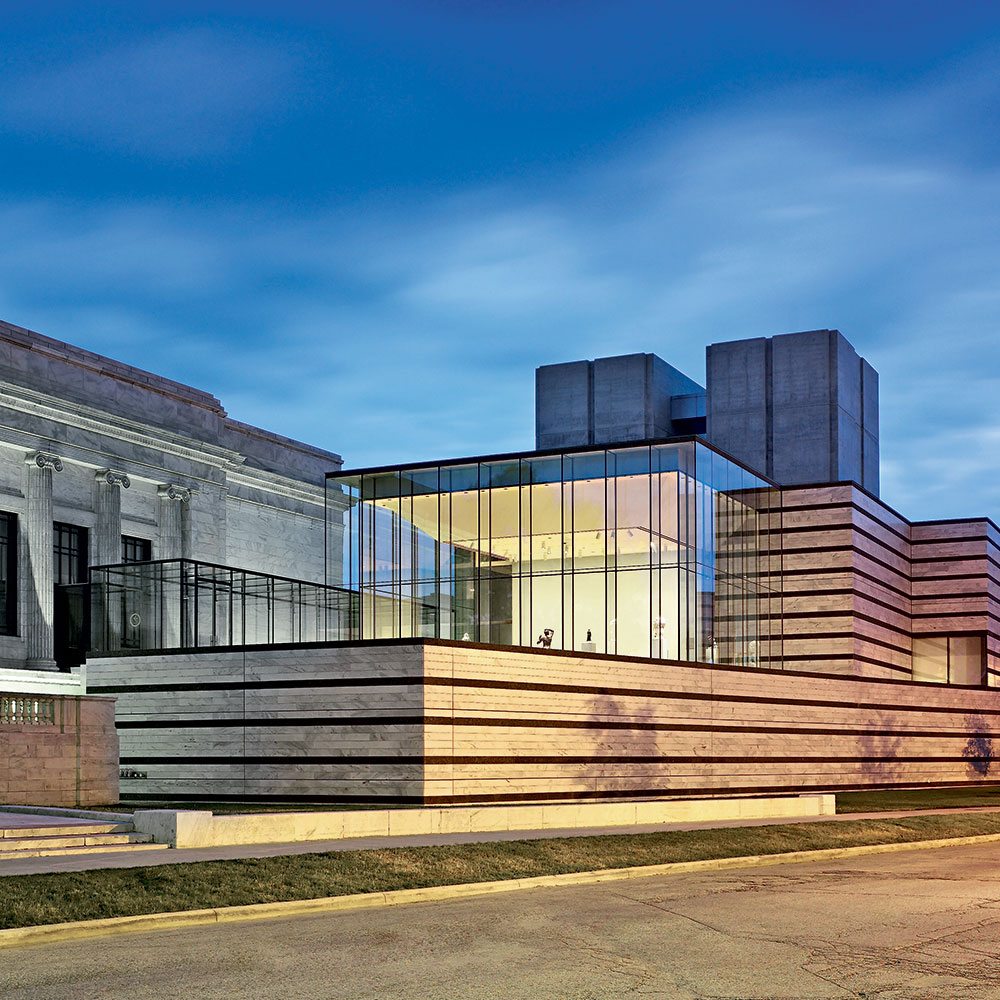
[326,439,781,667]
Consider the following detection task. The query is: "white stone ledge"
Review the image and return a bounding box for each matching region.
[132,794,836,849]
[0,666,86,696]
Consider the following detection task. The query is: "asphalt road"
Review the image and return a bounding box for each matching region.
[6,805,1000,878]
[5,841,1000,999]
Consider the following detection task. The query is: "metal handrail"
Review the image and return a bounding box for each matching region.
[71,558,359,657]
[87,557,347,593]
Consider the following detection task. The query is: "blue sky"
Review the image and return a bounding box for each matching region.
[1,2,999,519]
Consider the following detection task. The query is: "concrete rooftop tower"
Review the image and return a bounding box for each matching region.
[706,329,879,494]
[535,353,706,450]
[535,329,880,495]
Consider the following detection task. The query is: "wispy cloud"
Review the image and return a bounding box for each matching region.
[0,28,299,157]
[1,55,999,519]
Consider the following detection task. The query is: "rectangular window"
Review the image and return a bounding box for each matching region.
[0,512,17,635]
[53,523,88,585]
[912,635,985,686]
[121,535,152,564]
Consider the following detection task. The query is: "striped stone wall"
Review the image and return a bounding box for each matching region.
[777,485,1000,684]
[89,639,1000,804]
[911,518,1000,685]
[88,646,427,802]
[777,485,913,679]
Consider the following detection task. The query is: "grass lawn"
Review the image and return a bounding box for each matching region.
[4,812,1000,930]
[836,787,1000,813]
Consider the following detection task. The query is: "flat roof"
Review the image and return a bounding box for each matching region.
[328,434,779,487]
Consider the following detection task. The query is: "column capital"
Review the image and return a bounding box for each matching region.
[26,451,63,472]
[97,469,131,489]
[158,483,191,502]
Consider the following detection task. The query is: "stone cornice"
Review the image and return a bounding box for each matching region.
[0,383,336,505]
[0,384,242,468]
[0,318,225,415]
[226,469,325,505]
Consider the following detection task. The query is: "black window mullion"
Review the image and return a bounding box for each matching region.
[0,512,16,635]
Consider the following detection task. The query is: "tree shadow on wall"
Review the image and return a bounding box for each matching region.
[588,689,684,797]
[962,715,994,777]
[857,716,906,784]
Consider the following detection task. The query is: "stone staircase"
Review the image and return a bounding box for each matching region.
[0,820,167,861]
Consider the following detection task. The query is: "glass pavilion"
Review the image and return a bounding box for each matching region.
[326,439,782,666]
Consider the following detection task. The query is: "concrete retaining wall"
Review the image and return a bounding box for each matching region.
[133,794,836,848]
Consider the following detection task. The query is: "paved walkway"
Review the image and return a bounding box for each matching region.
[2,804,1000,877]
[5,840,1000,998]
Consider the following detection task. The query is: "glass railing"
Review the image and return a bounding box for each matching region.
[63,559,359,657]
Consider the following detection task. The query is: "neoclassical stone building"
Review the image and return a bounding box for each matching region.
[0,319,341,696]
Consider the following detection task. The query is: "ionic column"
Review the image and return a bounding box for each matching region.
[24,451,63,669]
[157,484,191,560]
[158,484,191,649]
[93,470,131,652]
[93,470,131,567]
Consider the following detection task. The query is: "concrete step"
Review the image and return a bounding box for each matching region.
[0,822,133,839]
[0,841,168,861]
[0,832,153,852]
[0,815,168,861]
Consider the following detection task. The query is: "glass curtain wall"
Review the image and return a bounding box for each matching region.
[326,441,781,666]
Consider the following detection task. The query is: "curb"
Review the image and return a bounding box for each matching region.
[3,831,1000,949]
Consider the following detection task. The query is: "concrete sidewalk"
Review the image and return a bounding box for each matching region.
[3,804,1000,877]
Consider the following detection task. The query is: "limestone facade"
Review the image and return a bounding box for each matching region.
[773,483,1000,684]
[88,638,1000,804]
[0,319,343,681]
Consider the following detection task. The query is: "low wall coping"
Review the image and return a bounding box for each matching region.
[132,794,836,849]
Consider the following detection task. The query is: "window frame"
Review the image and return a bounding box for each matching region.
[912,633,987,686]
[53,522,89,586]
[0,511,17,636]
[121,535,152,564]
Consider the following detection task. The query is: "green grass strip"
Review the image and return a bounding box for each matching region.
[5,812,1000,930]
[836,787,1000,813]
